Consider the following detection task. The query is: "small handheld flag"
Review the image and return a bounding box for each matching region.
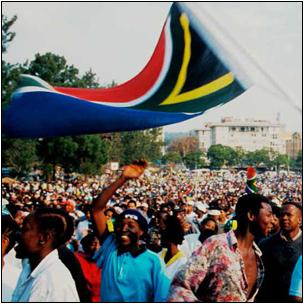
[245,167,258,194]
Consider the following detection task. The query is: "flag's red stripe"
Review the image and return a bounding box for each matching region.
[247,167,255,179]
[55,26,166,103]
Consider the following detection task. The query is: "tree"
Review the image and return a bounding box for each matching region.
[2,139,37,177]
[275,153,290,168]
[2,14,26,109]
[2,14,17,54]
[234,146,247,168]
[2,60,27,109]
[37,137,79,179]
[2,15,37,177]
[245,148,272,168]
[296,149,302,168]
[78,69,100,89]
[184,151,206,169]
[167,136,197,158]
[207,144,235,168]
[26,52,82,87]
[73,135,110,174]
[224,146,238,167]
[119,129,163,166]
[162,152,182,164]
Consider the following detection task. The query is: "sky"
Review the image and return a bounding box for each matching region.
[2,2,302,134]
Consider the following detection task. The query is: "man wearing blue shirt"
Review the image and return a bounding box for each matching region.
[90,160,171,302]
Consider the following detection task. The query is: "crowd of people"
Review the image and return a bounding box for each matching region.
[2,161,302,302]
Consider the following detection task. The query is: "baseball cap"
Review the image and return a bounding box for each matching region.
[116,209,148,233]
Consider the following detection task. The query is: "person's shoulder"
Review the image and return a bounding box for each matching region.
[145,248,162,259]
[258,232,280,248]
[205,231,228,244]
[198,232,229,253]
[35,258,73,285]
[185,233,199,242]
[144,249,168,265]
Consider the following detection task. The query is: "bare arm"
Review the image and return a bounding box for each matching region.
[90,160,148,242]
[290,296,302,303]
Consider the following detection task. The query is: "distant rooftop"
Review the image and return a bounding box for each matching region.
[195,117,285,129]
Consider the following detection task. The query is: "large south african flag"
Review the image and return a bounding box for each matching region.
[2,3,252,138]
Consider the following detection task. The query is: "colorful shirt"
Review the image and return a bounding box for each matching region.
[167,230,264,302]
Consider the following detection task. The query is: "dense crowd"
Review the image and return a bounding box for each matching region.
[2,163,302,302]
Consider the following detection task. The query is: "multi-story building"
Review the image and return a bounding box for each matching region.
[195,117,294,153]
[286,132,302,159]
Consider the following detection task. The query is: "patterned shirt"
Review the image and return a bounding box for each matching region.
[167,230,264,302]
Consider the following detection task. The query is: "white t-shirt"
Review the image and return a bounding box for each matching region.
[11,249,79,302]
[2,262,21,302]
[178,234,201,258]
[158,249,188,280]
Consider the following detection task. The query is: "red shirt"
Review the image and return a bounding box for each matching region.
[75,252,101,302]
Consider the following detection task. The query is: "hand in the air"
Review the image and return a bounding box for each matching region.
[122,159,148,179]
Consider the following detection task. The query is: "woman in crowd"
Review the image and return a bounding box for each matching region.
[11,208,80,302]
[159,216,188,280]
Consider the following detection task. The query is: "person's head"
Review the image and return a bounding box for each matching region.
[161,216,184,248]
[199,228,217,244]
[127,200,137,210]
[80,233,100,257]
[6,205,25,227]
[235,194,273,237]
[104,208,115,221]
[160,204,169,214]
[60,201,74,213]
[270,203,281,234]
[15,208,74,260]
[82,204,91,221]
[114,209,148,248]
[172,205,185,222]
[280,202,302,236]
[200,217,218,234]
[2,215,19,259]
[207,209,221,222]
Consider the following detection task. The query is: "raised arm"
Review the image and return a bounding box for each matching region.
[90,160,148,241]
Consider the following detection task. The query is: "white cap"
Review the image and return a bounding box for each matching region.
[208,209,221,216]
[2,198,9,205]
[195,202,207,212]
[186,200,194,206]
[114,206,123,214]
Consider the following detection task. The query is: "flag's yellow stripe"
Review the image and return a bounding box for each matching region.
[163,73,235,105]
[160,12,234,106]
[160,14,191,105]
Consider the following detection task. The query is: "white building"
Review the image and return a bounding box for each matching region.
[195,117,287,153]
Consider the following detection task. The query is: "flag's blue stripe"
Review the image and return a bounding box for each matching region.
[2,92,202,138]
